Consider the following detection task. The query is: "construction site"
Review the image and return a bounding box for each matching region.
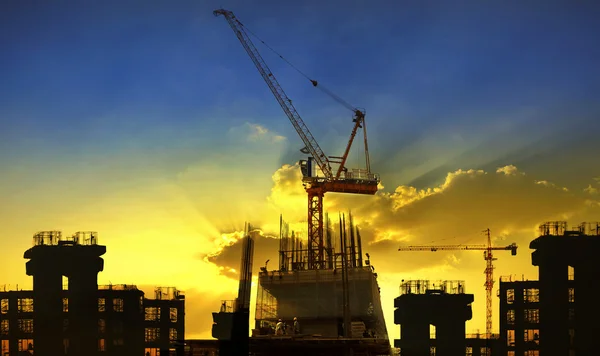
[1,7,598,356]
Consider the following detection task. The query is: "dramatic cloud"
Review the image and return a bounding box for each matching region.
[203,164,600,336]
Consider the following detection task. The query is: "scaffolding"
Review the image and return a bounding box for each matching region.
[154,287,184,300]
[32,230,99,246]
[538,221,600,236]
[399,280,466,296]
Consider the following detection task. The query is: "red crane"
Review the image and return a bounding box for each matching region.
[397,229,517,338]
[215,9,379,269]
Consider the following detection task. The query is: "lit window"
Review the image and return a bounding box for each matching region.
[113,298,124,312]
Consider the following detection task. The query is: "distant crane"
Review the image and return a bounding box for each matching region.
[397,229,517,338]
[215,9,379,270]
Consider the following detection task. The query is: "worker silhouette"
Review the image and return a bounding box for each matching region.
[275,319,284,335]
[293,317,300,334]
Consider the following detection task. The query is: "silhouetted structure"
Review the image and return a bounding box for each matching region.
[497,221,599,355]
[394,280,474,356]
[498,277,545,355]
[251,215,390,356]
[530,221,599,355]
[212,224,255,356]
[0,231,185,356]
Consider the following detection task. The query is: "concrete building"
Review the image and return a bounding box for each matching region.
[0,230,185,356]
[497,221,599,356]
[394,280,476,356]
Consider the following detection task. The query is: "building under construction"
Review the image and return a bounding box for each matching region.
[394,280,500,356]
[498,221,600,355]
[251,214,390,356]
[0,231,185,356]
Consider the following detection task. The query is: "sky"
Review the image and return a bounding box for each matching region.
[1,0,600,339]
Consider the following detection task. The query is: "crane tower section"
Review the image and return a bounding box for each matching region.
[215,9,379,269]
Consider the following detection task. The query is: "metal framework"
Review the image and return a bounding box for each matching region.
[215,9,379,270]
[398,229,518,339]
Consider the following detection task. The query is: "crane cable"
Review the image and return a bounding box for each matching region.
[236,18,359,114]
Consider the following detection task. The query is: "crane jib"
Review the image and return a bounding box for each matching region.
[214,9,333,179]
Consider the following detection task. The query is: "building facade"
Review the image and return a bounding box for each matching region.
[498,277,575,356]
[0,285,185,356]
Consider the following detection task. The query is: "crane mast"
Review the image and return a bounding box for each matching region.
[398,231,518,341]
[215,9,379,270]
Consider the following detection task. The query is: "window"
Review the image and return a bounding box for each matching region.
[0,299,8,314]
[524,288,539,303]
[98,298,106,312]
[506,289,515,304]
[0,320,8,335]
[63,338,70,354]
[1,340,7,355]
[169,328,178,341]
[17,298,33,313]
[63,319,69,332]
[524,329,539,344]
[113,298,124,312]
[145,327,160,342]
[98,339,106,351]
[17,339,33,352]
[144,348,160,356]
[524,351,539,356]
[429,346,436,356]
[568,265,574,280]
[63,298,69,312]
[507,329,515,346]
[145,307,160,321]
[480,347,490,356]
[524,309,540,323]
[466,347,473,356]
[507,352,515,356]
[568,288,575,303]
[568,308,575,321]
[170,307,178,322]
[98,319,106,333]
[18,319,34,333]
[113,338,124,346]
[506,309,515,324]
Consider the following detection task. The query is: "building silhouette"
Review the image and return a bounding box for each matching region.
[0,231,185,356]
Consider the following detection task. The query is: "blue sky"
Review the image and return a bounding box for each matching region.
[2,1,599,190]
[1,0,600,337]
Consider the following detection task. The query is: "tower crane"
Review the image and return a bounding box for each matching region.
[397,229,517,338]
[214,9,379,270]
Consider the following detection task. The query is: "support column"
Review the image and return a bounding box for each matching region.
[25,260,64,356]
[534,252,569,355]
[67,257,103,356]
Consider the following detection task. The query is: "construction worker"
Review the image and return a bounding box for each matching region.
[275,319,284,335]
[293,317,300,334]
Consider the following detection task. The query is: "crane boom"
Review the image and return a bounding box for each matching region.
[398,243,517,253]
[213,9,332,179]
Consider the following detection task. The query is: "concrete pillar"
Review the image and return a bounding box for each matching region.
[25,259,64,356]
[533,251,569,355]
[66,255,104,356]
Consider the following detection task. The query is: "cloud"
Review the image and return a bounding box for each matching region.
[199,163,600,337]
[228,122,287,144]
[496,164,522,176]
